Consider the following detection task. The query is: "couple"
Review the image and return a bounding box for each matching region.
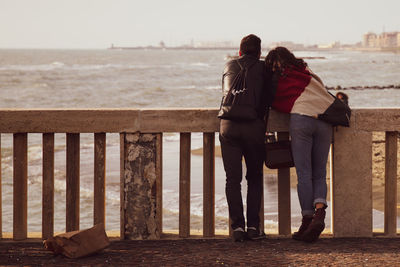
[218,34,333,243]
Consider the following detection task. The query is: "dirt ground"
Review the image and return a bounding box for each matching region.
[1,237,400,266]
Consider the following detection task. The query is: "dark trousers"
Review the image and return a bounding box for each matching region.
[219,119,265,230]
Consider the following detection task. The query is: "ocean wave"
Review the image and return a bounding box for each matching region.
[0,62,66,71]
[190,62,210,67]
[204,85,220,90]
[1,161,12,177]
[173,62,211,69]
[71,63,129,71]
[51,61,65,67]
[163,133,180,142]
[28,144,43,162]
[161,190,229,219]
[105,190,120,205]
[54,175,67,192]
[174,85,196,90]
[162,132,205,148]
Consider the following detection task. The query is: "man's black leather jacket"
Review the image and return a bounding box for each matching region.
[219,54,271,120]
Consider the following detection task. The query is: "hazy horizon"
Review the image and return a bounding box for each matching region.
[1,0,399,49]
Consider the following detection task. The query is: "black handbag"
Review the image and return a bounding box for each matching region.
[264,82,295,169]
[317,93,352,127]
[264,138,294,169]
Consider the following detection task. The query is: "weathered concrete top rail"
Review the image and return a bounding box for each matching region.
[0,108,219,133]
[1,108,400,133]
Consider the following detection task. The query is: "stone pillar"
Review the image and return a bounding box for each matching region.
[331,127,372,237]
[120,132,162,240]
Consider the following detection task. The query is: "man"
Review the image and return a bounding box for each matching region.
[336,92,349,105]
[218,34,271,242]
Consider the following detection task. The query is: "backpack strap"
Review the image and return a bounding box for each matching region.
[235,59,258,93]
[236,58,257,71]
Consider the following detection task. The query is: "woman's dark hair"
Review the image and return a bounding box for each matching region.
[265,46,307,74]
[240,34,261,57]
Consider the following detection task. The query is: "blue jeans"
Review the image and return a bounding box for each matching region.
[290,114,332,216]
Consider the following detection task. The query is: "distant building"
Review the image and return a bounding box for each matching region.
[363,32,378,47]
[363,31,400,48]
[268,41,305,50]
[381,32,398,47]
[398,33,400,48]
[318,41,341,49]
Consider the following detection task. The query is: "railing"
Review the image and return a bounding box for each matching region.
[0,108,398,240]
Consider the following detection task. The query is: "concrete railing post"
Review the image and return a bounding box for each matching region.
[331,127,373,237]
[120,132,162,240]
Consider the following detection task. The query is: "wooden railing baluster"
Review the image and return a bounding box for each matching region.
[66,133,80,232]
[277,132,291,236]
[203,132,215,237]
[42,133,54,239]
[119,133,125,239]
[13,133,28,240]
[94,133,106,226]
[179,133,191,237]
[384,131,398,236]
[0,134,2,239]
[259,185,264,233]
[156,133,163,235]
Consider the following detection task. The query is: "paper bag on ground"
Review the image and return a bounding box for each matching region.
[43,223,110,258]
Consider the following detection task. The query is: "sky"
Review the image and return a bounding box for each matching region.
[0,0,399,49]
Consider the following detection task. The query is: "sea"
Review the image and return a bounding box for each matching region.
[0,48,400,234]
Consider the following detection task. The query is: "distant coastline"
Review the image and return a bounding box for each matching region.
[108,45,237,51]
[107,45,400,53]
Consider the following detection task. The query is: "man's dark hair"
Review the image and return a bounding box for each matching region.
[240,34,261,56]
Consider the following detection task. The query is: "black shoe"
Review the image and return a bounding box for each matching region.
[232,228,246,242]
[292,215,313,241]
[247,227,266,240]
[302,208,326,243]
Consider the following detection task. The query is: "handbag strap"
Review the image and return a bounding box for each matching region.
[264,72,279,132]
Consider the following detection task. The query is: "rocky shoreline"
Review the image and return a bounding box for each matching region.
[326,84,400,90]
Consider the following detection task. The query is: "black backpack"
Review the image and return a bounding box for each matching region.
[217,59,258,121]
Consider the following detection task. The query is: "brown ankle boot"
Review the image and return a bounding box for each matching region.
[292,215,313,241]
[302,208,326,243]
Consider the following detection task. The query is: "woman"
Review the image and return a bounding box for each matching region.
[265,47,333,242]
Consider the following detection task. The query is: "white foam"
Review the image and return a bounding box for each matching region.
[163,133,180,142]
[174,85,196,90]
[0,63,65,71]
[205,85,220,90]
[28,144,42,161]
[190,62,210,67]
